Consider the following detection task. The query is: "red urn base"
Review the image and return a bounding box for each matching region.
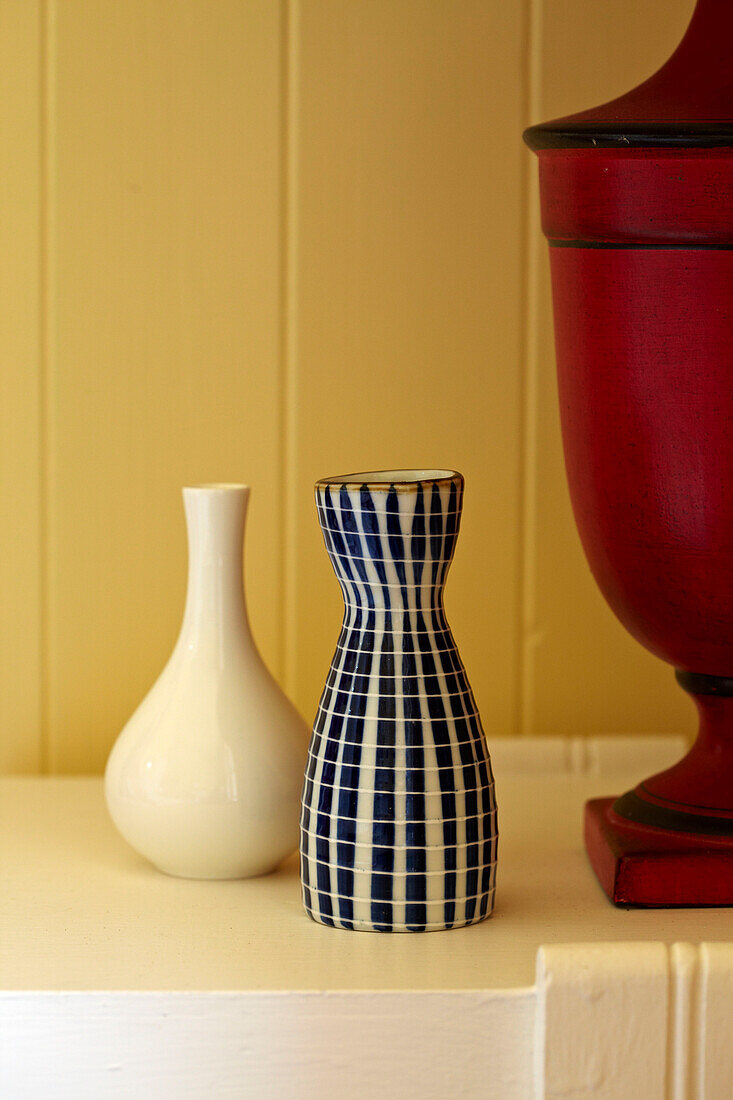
[586,674,733,906]
[585,798,733,908]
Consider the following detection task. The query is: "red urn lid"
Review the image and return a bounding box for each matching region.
[525,0,733,149]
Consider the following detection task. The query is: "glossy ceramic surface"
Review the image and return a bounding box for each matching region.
[105,485,307,878]
[301,470,497,931]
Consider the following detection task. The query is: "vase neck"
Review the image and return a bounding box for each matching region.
[179,486,252,648]
[316,480,463,613]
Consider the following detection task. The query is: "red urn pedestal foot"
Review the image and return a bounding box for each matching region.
[587,676,733,907]
[525,0,733,906]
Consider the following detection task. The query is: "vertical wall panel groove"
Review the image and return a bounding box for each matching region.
[39,0,57,774]
[282,0,301,700]
[0,2,43,772]
[277,0,288,683]
[516,0,543,736]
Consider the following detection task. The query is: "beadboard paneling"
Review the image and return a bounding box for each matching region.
[45,1,283,771]
[0,0,704,773]
[0,2,43,772]
[285,0,526,728]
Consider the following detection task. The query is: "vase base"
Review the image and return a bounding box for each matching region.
[302,892,496,933]
[303,913,495,933]
[154,865,279,881]
[585,797,733,907]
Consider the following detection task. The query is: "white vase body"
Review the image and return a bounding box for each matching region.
[105,485,307,879]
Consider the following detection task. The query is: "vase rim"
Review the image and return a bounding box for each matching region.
[316,468,462,491]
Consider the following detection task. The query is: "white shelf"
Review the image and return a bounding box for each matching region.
[2,737,732,1098]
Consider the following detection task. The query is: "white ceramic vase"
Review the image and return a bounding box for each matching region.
[105,484,307,879]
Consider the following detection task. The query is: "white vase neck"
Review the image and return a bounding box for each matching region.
[179,485,253,649]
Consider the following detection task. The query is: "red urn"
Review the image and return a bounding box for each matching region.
[525,0,733,905]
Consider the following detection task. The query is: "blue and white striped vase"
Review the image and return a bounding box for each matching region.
[300,469,497,932]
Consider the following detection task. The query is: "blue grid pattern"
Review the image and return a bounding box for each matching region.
[300,473,497,932]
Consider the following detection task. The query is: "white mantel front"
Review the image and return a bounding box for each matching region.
[2,737,731,1098]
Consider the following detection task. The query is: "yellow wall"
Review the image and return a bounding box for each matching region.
[2,0,697,774]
